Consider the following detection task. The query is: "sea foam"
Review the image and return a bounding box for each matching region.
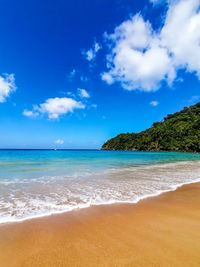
[0,159,200,224]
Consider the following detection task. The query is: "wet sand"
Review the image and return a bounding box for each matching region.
[0,182,200,266]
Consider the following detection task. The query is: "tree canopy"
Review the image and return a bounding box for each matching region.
[102,102,200,152]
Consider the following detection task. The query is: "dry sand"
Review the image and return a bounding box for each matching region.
[0,182,200,266]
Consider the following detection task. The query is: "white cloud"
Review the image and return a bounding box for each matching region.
[0,74,16,103]
[66,91,76,98]
[55,139,64,145]
[78,88,90,98]
[150,100,159,106]
[161,0,200,77]
[102,0,200,91]
[149,0,165,4]
[23,109,39,118]
[101,72,114,85]
[150,0,178,4]
[68,69,76,80]
[83,42,101,61]
[24,97,85,120]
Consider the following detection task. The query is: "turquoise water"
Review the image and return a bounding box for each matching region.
[0,149,200,223]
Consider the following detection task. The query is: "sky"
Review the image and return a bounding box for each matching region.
[0,0,200,149]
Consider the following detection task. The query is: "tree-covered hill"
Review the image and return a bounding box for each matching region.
[102,102,200,152]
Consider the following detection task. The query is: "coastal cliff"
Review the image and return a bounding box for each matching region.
[102,102,200,152]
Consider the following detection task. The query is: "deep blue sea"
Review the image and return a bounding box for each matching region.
[0,149,200,223]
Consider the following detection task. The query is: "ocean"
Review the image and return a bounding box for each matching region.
[0,149,200,223]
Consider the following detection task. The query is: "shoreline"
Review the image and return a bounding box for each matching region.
[1,182,200,266]
[101,148,200,154]
[1,175,200,226]
[1,159,200,225]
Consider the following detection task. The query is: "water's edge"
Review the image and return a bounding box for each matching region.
[1,162,200,225]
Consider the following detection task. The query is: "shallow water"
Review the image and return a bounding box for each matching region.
[0,149,200,223]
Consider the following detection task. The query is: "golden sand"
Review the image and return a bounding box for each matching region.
[0,183,200,266]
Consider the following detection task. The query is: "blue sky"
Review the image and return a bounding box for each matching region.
[0,0,200,149]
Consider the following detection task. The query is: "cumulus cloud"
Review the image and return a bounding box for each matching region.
[102,0,200,91]
[23,109,39,118]
[55,139,64,145]
[83,42,101,61]
[78,88,90,98]
[23,97,85,120]
[161,0,200,76]
[0,74,16,103]
[150,100,159,106]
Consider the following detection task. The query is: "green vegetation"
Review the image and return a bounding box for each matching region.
[102,102,200,152]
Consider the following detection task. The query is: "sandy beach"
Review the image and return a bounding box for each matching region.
[0,182,200,266]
